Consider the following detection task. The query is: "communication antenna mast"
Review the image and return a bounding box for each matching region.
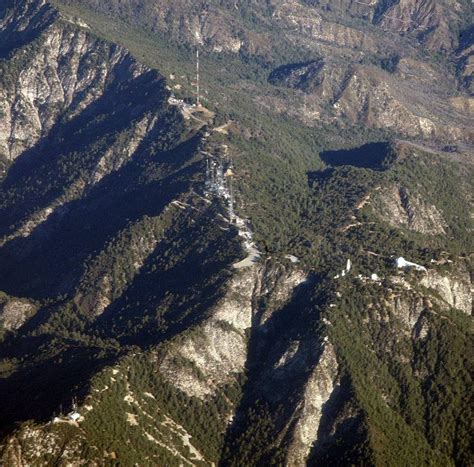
[196,49,201,106]
[225,164,235,220]
[205,158,211,189]
[228,176,234,220]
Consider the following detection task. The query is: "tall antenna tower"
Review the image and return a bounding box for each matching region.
[205,157,211,189]
[225,164,235,220]
[196,49,201,107]
[228,176,234,220]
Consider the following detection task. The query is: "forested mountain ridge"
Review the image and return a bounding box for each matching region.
[0,0,472,465]
[54,0,474,142]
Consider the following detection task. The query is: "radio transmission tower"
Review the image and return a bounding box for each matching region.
[196,49,201,106]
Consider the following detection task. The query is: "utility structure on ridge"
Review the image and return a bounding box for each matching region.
[196,49,201,107]
[225,164,235,220]
[204,153,235,221]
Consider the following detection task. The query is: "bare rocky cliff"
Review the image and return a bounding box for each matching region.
[0,0,176,252]
[158,263,308,401]
[0,0,148,162]
[284,341,340,466]
[374,184,448,235]
[0,293,36,332]
[420,268,472,315]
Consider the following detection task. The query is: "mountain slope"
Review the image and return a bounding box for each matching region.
[0,1,472,466]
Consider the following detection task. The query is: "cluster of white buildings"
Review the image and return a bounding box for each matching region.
[52,399,83,424]
[204,157,235,220]
[334,259,352,279]
[333,256,427,283]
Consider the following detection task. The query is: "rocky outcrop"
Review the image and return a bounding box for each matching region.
[274,1,378,52]
[385,287,428,338]
[387,265,472,334]
[301,0,467,53]
[0,0,58,57]
[268,58,472,142]
[286,341,340,466]
[1,426,87,467]
[0,2,147,161]
[256,266,307,325]
[0,1,186,250]
[373,184,447,235]
[58,0,471,58]
[269,59,325,93]
[159,268,257,399]
[420,269,472,315]
[0,113,156,246]
[0,294,36,331]
[375,0,466,53]
[159,263,306,399]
